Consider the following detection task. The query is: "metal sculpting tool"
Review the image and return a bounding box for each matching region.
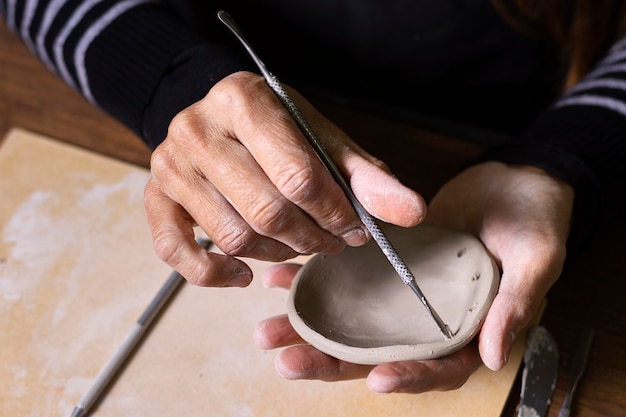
[518,326,559,417]
[218,11,453,340]
[69,238,213,417]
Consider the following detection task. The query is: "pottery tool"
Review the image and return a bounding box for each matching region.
[518,326,559,417]
[557,328,594,417]
[69,238,213,417]
[218,11,453,340]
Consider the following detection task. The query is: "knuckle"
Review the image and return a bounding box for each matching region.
[167,111,205,149]
[275,164,318,205]
[185,259,213,287]
[151,232,214,287]
[209,72,264,109]
[274,165,357,236]
[210,72,290,133]
[149,147,173,177]
[207,80,237,108]
[318,205,355,233]
[152,232,184,267]
[150,126,195,178]
[248,198,291,236]
[214,223,258,257]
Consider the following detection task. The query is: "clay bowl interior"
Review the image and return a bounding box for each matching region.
[287,224,500,365]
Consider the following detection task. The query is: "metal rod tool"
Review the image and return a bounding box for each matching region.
[69,238,214,417]
[218,11,452,340]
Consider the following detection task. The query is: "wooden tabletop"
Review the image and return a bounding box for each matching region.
[2,19,624,417]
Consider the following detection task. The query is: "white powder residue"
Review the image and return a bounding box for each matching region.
[5,366,28,398]
[2,170,152,415]
[1,172,148,313]
[77,171,146,209]
[1,190,70,311]
[518,404,540,417]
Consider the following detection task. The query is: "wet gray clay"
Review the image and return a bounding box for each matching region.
[287,224,500,365]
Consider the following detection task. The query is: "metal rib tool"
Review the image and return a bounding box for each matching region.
[218,10,452,340]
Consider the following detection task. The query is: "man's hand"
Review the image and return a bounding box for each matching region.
[427,162,573,371]
[144,71,426,286]
[254,162,574,393]
[254,263,482,393]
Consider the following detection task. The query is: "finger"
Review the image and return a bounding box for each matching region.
[284,92,427,229]
[144,180,253,287]
[366,342,482,394]
[341,148,427,227]
[261,263,302,289]
[478,289,524,371]
[200,134,350,254]
[254,314,306,349]
[478,242,564,370]
[150,141,302,262]
[208,74,368,248]
[275,345,373,382]
[478,271,554,371]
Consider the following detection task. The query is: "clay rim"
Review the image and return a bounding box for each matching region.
[286,225,500,365]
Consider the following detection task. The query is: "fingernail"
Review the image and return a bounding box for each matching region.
[227,267,252,287]
[366,372,399,394]
[483,337,500,370]
[483,334,510,371]
[341,226,369,246]
[502,331,516,366]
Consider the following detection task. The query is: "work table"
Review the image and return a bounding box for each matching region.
[2,19,625,417]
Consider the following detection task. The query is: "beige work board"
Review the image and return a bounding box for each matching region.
[1,128,524,416]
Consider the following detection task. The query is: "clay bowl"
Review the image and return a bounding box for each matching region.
[287,224,500,365]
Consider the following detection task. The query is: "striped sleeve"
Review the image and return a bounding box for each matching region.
[1,0,251,146]
[482,34,626,251]
[556,36,626,115]
[2,0,160,103]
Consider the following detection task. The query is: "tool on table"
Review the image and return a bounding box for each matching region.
[217,10,453,340]
[518,326,559,417]
[557,328,594,417]
[69,238,213,417]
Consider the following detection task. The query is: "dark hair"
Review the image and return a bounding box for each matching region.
[491,0,626,88]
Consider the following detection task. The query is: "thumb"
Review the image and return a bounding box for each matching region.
[478,263,553,370]
[478,289,530,371]
[291,92,426,228]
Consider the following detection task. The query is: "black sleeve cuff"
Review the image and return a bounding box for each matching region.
[84,3,253,148]
[478,104,626,253]
[141,43,254,149]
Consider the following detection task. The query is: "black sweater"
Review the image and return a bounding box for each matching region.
[3,0,626,249]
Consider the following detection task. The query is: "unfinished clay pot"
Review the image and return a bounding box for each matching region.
[287,224,500,365]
